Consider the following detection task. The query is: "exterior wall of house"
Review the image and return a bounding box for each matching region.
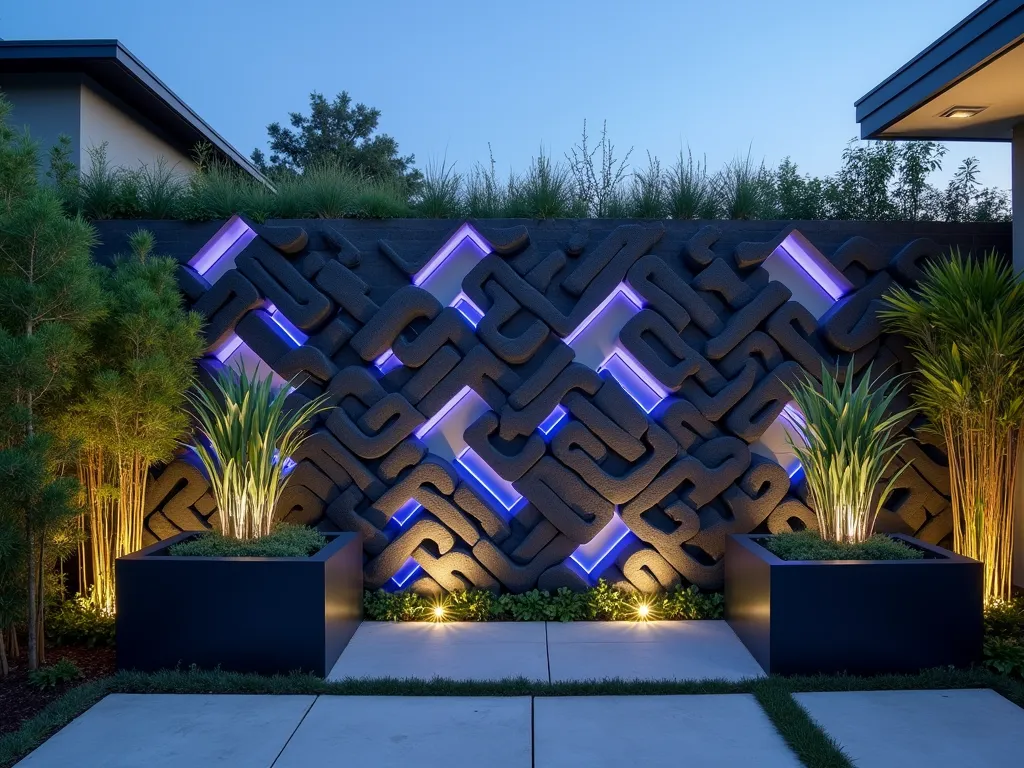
[0,72,82,177]
[79,82,195,173]
[0,72,196,177]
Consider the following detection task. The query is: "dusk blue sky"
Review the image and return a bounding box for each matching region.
[2,0,1011,189]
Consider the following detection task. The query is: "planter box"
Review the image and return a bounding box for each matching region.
[116,532,362,676]
[725,534,983,675]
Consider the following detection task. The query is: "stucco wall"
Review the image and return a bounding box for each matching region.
[0,72,196,177]
[79,83,195,173]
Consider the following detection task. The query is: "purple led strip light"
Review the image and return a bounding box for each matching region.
[188,215,257,277]
[412,223,492,287]
[778,233,853,302]
[570,513,632,575]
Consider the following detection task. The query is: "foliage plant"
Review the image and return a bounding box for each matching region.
[763,530,924,562]
[167,523,326,558]
[0,93,104,673]
[187,368,329,540]
[418,156,464,218]
[251,90,422,196]
[46,595,116,648]
[785,364,913,544]
[59,128,1010,224]
[362,582,725,622]
[63,229,202,614]
[666,148,718,219]
[881,251,1024,602]
[26,657,81,690]
[983,597,1024,677]
[565,119,633,218]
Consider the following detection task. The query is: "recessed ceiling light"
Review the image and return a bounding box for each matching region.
[940,106,987,119]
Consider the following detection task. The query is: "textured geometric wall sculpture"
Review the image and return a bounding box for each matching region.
[103,215,1003,595]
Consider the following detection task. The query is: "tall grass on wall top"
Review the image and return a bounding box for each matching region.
[186,368,329,540]
[785,364,914,544]
[881,251,1024,602]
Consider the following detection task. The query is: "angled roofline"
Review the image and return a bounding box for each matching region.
[855,0,1024,139]
[0,39,270,184]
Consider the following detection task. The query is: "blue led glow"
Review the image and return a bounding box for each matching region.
[393,498,423,526]
[788,463,803,479]
[375,348,403,375]
[598,351,665,413]
[538,406,568,436]
[456,447,523,511]
[391,558,422,589]
[452,293,485,328]
[266,303,308,346]
[570,512,634,577]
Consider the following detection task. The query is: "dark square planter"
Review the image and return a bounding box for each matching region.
[116,531,362,676]
[725,533,983,676]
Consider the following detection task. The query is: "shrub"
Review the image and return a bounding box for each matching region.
[186,367,329,540]
[417,157,463,218]
[353,178,411,218]
[763,530,925,562]
[983,597,1024,677]
[786,364,913,544]
[47,596,116,648]
[77,143,141,220]
[715,151,774,220]
[666,148,718,219]
[136,158,186,219]
[27,658,81,690]
[168,524,326,558]
[508,148,577,218]
[627,153,666,219]
[465,147,506,218]
[660,584,726,619]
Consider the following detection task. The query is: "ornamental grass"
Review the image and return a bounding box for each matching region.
[186,368,328,541]
[785,364,914,545]
[882,250,1024,603]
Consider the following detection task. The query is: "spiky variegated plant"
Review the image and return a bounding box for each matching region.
[785,364,914,544]
[881,250,1024,603]
[187,368,329,540]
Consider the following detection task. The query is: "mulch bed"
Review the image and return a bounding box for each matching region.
[0,644,116,736]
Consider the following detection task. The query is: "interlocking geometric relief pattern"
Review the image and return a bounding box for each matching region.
[134,216,969,594]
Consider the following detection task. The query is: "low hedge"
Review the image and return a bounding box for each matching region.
[364,581,724,622]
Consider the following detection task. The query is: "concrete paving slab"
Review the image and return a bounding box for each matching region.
[351,620,546,644]
[546,621,764,681]
[534,694,800,767]
[795,689,1024,768]
[16,693,314,767]
[274,696,532,768]
[328,621,549,681]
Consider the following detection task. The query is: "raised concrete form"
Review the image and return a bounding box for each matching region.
[327,621,549,681]
[15,693,314,767]
[274,696,532,767]
[546,620,766,682]
[328,620,764,682]
[535,695,801,767]
[796,689,1024,768]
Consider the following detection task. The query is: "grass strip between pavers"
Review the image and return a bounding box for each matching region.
[751,679,853,768]
[2,667,1022,768]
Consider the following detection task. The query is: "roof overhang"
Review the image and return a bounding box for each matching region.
[856,0,1024,141]
[0,39,269,183]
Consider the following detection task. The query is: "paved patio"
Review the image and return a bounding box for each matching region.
[328,620,766,681]
[18,689,1024,767]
